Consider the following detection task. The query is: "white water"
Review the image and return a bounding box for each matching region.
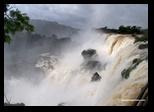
[4,31,148,106]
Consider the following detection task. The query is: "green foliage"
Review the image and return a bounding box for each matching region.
[4,4,34,43]
[118,25,142,34]
[134,36,148,43]
[97,25,144,34]
[134,29,148,43]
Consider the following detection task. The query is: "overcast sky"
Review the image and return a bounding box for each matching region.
[12,4,148,29]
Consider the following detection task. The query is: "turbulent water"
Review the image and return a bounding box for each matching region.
[4,31,148,106]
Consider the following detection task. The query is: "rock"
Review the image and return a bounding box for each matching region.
[57,102,65,106]
[132,58,142,66]
[81,49,97,59]
[121,69,130,79]
[132,58,139,64]
[91,72,101,82]
[122,58,143,79]
[4,102,25,106]
[138,44,148,49]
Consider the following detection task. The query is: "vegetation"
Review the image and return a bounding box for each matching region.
[4,94,25,106]
[96,25,144,34]
[97,25,148,44]
[134,29,148,43]
[118,25,142,34]
[4,4,34,43]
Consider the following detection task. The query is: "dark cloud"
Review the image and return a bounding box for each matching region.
[13,4,148,29]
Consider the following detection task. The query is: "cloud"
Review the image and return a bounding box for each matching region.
[12,4,148,29]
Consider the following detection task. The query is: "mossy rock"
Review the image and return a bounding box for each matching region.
[121,68,130,79]
[132,58,142,64]
[138,43,148,49]
[134,29,148,43]
[121,58,143,79]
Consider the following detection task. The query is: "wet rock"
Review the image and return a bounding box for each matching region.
[138,44,148,49]
[132,58,142,65]
[57,102,65,106]
[121,69,130,79]
[122,58,143,79]
[132,58,139,64]
[91,72,101,81]
[81,49,97,60]
[4,103,25,106]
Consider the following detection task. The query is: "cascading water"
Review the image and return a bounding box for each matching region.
[4,30,148,106]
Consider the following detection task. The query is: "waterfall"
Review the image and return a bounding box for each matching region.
[4,31,148,106]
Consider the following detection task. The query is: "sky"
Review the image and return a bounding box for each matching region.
[12,4,148,29]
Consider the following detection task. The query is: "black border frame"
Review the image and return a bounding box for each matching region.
[1,0,151,112]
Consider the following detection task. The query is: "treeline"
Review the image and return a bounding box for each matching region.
[96,25,146,34]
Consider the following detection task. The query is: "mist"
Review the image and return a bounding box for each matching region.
[4,30,110,105]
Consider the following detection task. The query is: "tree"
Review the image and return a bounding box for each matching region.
[118,25,125,33]
[4,4,34,43]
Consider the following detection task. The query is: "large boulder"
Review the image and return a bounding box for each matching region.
[91,72,101,82]
[81,49,97,60]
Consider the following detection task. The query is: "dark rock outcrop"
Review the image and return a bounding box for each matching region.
[91,72,101,82]
[81,49,97,60]
[4,103,25,106]
[122,58,143,79]
[138,43,148,49]
[57,102,65,106]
